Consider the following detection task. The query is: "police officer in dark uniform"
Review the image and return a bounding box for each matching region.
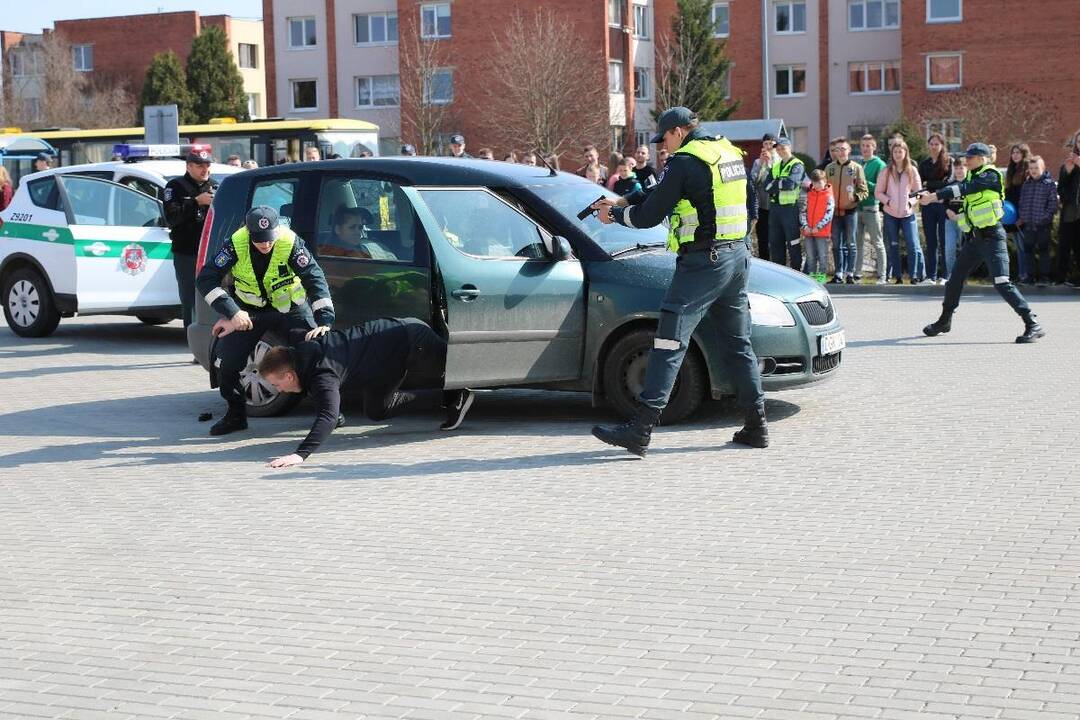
[196,206,336,436]
[590,107,768,456]
[447,134,473,158]
[248,317,476,468]
[918,142,1045,343]
[164,148,217,329]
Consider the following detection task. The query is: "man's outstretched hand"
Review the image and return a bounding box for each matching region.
[268,453,305,468]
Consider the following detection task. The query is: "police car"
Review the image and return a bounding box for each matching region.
[0,144,243,337]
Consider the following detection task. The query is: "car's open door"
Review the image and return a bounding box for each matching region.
[55,175,178,313]
[407,186,586,389]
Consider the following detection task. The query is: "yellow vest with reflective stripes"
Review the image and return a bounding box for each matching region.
[958,163,1005,231]
[230,226,306,313]
[770,156,804,205]
[667,138,748,252]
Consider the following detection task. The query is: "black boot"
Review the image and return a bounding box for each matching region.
[210,409,247,436]
[923,311,953,337]
[592,405,661,457]
[1016,315,1045,344]
[732,404,769,448]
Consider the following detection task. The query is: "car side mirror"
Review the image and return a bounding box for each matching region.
[551,235,573,261]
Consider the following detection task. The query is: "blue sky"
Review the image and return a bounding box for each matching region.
[5,1,263,33]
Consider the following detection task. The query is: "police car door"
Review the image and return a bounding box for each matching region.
[55,175,178,313]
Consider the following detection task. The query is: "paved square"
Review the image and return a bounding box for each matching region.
[1,294,1078,720]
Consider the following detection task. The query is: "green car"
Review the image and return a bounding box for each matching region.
[188,158,843,423]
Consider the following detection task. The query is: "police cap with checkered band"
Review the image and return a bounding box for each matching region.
[245,206,279,244]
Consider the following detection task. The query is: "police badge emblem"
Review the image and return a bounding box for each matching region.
[120,244,147,275]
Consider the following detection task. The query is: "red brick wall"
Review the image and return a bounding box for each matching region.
[324,0,338,117]
[901,0,1080,160]
[263,0,277,116]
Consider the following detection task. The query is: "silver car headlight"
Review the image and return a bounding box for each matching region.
[748,292,796,327]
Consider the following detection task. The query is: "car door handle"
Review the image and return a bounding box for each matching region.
[451,285,480,301]
[84,242,110,256]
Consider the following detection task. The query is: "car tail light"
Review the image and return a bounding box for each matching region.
[195,204,215,275]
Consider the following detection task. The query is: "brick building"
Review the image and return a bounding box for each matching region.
[2,11,266,125]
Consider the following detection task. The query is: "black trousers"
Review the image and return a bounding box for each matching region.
[215,306,315,415]
[942,226,1032,319]
[1059,219,1080,282]
[362,319,449,420]
[755,208,771,261]
[172,252,196,328]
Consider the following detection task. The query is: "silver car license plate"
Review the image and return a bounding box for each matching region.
[819,329,846,355]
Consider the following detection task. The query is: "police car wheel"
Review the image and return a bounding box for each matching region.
[3,268,61,338]
[602,328,706,425]
[240,331,302,418]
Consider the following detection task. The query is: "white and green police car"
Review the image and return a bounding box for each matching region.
[0,145,242,337]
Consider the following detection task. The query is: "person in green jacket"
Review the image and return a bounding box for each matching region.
[855,134,888,283]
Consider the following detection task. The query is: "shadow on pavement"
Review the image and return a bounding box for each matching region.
[0,320,187,358]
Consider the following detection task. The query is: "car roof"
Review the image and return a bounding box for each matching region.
[242,157,592,190]
[45,160,242,179]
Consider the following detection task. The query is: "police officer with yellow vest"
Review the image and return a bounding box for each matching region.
[917,142,1045,343]
[589,107,768,456]
[195,206,336,435]
[764,137,805,270]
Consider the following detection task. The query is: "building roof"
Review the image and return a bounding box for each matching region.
[698,119,788,143]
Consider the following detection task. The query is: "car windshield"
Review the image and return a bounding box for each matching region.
[528,180,667,255]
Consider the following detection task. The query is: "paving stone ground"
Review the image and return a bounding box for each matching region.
[1,294,1078,720]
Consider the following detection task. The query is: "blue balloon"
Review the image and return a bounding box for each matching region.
[1002,200,1018,226]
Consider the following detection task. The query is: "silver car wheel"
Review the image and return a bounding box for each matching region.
[8,279,40,328]
[238,339,280,408]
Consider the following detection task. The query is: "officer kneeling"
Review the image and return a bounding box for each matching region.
[917,143,1045,343]
[196,206,336,435]
[243,317,475,468]
[590,107,768,456]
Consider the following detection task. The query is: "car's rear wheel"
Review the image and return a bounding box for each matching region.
[136,316,172,326]
[240,330,301,418]
[3,268,61,338]
[602,328,706,425]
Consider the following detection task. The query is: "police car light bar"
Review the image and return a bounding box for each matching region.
[112,143,212,160]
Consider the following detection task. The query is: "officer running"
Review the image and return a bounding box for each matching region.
[196,206,336,436]
[763,137,806,270]
[164,148,217,329]
[589,106,768,456]
[917,142,1045,343]
[246,317,475,468]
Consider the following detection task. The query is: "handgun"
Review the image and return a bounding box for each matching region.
[577,195,608,221]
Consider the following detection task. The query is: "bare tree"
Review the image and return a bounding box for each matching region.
[483,9,611,159]
[914,85,1061,150]
[398,32,455,156]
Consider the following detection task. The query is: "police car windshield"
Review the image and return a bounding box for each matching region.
[529,181,666,256]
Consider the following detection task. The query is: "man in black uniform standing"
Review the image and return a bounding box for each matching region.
[589,107,768,456]
[447,134,473,159]
[246,317,475,467]
[164,148,217,329]
[196,206,336,436]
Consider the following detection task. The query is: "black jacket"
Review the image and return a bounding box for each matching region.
[917,156,951,193]
[1059,164,1080,217]
[163,173,216,255]
[291,319,416,458]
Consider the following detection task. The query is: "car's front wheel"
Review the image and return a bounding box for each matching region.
[602,328,706,425]
[3,267,61,338]
[240,330,301,418]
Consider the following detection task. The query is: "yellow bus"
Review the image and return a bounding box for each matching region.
[0,118,381,167]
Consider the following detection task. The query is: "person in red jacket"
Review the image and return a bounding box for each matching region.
[799,169,835,278]
[0,166,13,211]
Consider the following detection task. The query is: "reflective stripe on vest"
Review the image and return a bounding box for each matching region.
[231,227,307,312]
[770,157,804,205]
[962,165,1005,230]
[666,138,748,252]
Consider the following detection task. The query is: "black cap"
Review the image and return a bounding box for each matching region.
[186,148,213,164]
[401,144,417,156]
[246,206,279,244]
[775,136,792,147]
[762,133,777,143]
[964,142,992,158]
[35,152,51,162]
[649,107,697,144]
[449,134,465,145]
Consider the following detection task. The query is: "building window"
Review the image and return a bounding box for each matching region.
[288,17,317,48]
[633,67,650,100]
[926,119,963,153]
[848,0,899,30]
[423,68,453,104]
[25,97,42,122]
[72,44,93,72]
[849,61,900,94]
[238,43,258,69]
[774,65,806,96]
[848,123,888,142]
[609,0,624,27]
[609,60,624,93]
[355,12,398,44]
[775,1,806,33]
[635,130,652,148]
[291,79,318,110]
[356,75,400,107]
[711,3,731,37]
[420,3,451,39]
[246,93,260,117]
[788,127,808,153]
[10,51,24,77]
[927,0,962,23]
[927,53,961,90]
[721,69,732,99]
[633,3,649,38]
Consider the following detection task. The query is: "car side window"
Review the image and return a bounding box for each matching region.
[119,176,163,201]
[112,184,164,227]
[314,176,419,264]
[417,189,550,260]
[27,177,62,211]
[251,178,298,227]
[59,176,113,225]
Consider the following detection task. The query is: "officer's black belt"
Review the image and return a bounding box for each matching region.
[677,238,743,256]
